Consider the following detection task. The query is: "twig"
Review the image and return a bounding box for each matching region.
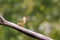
[0,15,53,40]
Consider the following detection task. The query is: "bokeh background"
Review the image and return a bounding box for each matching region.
[0,0,60,40]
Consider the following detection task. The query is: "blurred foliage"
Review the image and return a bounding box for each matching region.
[0,0,60,40]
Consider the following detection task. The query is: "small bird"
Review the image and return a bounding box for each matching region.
[17,16,27,26]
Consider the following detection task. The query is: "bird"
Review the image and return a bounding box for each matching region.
[17,16,27,26]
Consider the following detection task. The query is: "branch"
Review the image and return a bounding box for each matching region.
[0,15,53,40]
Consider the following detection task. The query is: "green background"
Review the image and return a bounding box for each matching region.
[0,0,60,40]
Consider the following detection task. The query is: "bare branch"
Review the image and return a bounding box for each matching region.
[0,15,53,40]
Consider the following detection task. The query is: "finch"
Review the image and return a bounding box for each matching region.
[17,16,27,26]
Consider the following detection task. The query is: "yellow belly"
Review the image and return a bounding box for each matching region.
[17,22,24,26]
